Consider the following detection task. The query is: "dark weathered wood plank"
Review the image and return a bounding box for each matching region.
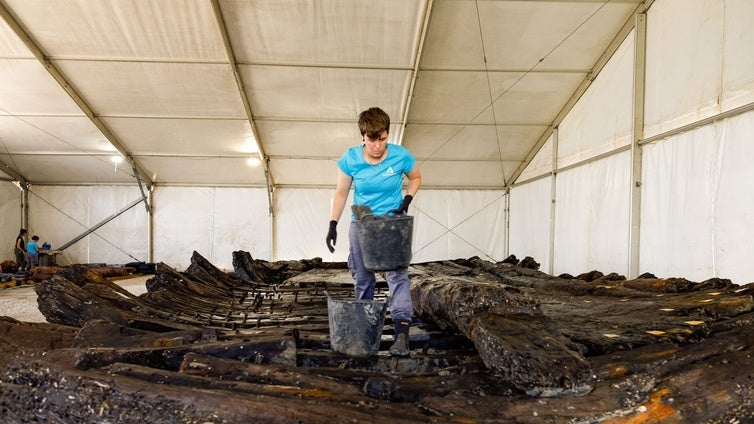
[411,275,593,393]
[11,252,754,422]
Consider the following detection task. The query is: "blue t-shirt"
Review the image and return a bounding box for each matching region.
[338,144,415,219]
[27,241,38,255]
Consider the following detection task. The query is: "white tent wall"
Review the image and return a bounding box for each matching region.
[5,0,753,282]
[641,111,754,283]
[553,152,632,277]
[0,182,22,262]
[274,188,349,262]
[511,0,754,283]
[409,190,506,264]
[27,185,147,266]
[643,0,754,137]
[276,187,506,266]
[509,177,552,273]
[151,187,271,271]
[14,184,505,272]
[517,135,554,183]
[557,31,634,170]
[510,26,634,277]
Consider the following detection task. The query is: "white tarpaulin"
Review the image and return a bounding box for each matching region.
[642,112,754,283]
[553,152,631,277]
[27,185,147,265]
[511,0,754,283]
[644,0,754,137]
[152,187,271,270]
[1,1,753,284]
[0,182,21,260]
[509,177,552,273]
[558,32,634,169]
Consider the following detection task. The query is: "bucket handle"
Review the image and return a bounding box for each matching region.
[381,295,391,315]
[325,290,390,312]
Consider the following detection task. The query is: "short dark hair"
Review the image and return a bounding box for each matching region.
[19,228,27,235]
[358,107,390,139]
[32,235,39,241]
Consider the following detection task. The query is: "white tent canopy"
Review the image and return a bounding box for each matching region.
[2,0,754,285]
[0,0,640,188]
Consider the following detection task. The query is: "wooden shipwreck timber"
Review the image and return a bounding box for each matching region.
[1,251,754,423]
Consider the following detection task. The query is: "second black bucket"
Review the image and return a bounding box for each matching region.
[327,295,388,356]
[356,213,413,271]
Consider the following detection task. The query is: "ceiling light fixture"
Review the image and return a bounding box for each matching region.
[111,155,123,172]
[246,157,261,167]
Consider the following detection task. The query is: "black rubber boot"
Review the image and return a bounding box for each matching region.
[389,333,409,356]
[390,321,410,357]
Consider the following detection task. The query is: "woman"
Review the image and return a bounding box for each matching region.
[326,107,422,356]
[14,228,28,272]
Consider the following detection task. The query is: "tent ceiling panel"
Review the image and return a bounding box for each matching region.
[270,158,338,187]
[408,70,585,124]
[241,65,411,121]
[0,17,31,57]
[52,61,245,118]
[489,71,587,124]
[404,124,549,161]
[102,117,254,157]
[422,1,638,70]
[407,71,506,124]
[0,116,111,154]
[222,0,424,67]
[418,160,517,189]
[480,1,638,70]
[3,0,225,61]
[0,153,135,184]
[256,120,366,159]
[134,156,267,187]
[0,59,83,115]
[0,0,645,188]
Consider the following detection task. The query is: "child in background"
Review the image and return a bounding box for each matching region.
[26,235,40,271]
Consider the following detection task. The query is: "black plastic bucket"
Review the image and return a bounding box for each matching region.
[327,296,388,356]
[356,213,413,271]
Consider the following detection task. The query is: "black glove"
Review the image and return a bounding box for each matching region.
[390,195,413,215]
[326,220,338,253]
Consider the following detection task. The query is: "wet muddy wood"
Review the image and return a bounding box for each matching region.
[0,252,753,422]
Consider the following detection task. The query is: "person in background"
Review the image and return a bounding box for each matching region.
[326,107,422,356]
[26,235,40,271]
[14,228,27,272]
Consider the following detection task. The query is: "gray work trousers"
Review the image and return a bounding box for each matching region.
[348,221,413,323]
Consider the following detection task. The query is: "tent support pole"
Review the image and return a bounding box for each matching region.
[57,197,145,252]
[629,12,647,279]
[0,157,31,231]
[133,165,151,214]
[210,0,275,221]
[549,128,559,276]
[148,188,154,263]
[21,186,29,232]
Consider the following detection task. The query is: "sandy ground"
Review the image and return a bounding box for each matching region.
[0,275,151,323]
